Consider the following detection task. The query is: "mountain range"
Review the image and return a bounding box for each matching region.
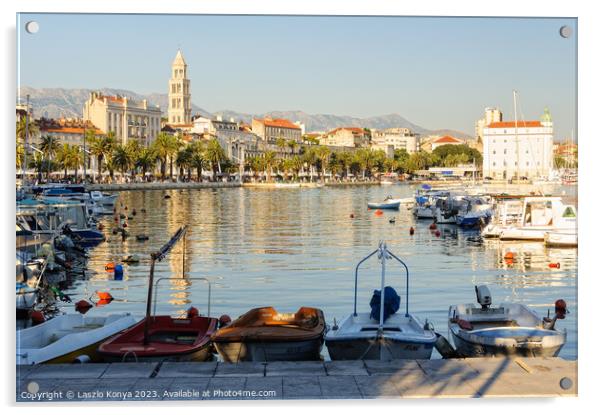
[17,86,473,139]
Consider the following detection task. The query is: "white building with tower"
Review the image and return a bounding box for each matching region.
[168,49,192,126]
[482,108,554,180]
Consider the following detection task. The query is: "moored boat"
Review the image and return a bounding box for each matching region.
[368,196,402,210]
[448,285,567,357]
[98,226,219,362]
[544,230,578,248]
[17,313,140,365]
[212,306,325,362]
[325,242,437,360]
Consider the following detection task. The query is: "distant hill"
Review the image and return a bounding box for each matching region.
[17,86,473,140]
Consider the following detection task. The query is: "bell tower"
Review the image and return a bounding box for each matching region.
[168,49,191,125]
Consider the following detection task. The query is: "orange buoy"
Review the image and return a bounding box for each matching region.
[429,223,437,230]
[409,227,415,235]
[504,252,514,260]
[375,210,383,216]
[350,213,355,218]
[96,298,114,307]
[97,291,114,301]
[104,262,115,271]
[548,262,561,269]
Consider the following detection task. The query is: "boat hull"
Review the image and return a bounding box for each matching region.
[326,337,435,360]
[450,329,564,358]
[368,202,401,210]
[215,338,323,363]
[101,344,214,363]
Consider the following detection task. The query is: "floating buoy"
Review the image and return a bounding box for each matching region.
[114,264,124,280]
[434,230,441,237]
[97,291,114,301]
[389,218,396,224]
[122,222,128,228]
[96,298,113,307]
[104,262,115,271]
[97,223,105,230]
[219,314,232,328]
[164,194,171,199]
[549,262,561,269]
[409,227,415,235]
[349,213,355,218]
[375,210,383,216]
[114,216,119,222]
[30,310,46,325]
[186,307,199,318]
[504,252,515,260]
[429,223,437,230]
[127,216,133,220]
[75,299,93,314]
[136,234,149,241]
[124,206,128,211]
[132,209,137,216]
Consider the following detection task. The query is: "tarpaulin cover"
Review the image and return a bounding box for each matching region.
[370,286,401,322]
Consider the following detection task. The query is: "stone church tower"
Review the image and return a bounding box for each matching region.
[168,49,191,125]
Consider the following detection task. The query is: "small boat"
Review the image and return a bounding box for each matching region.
[98,226,219,362]
[17,313,140,365]
[368,196,401,210]
[481,199,523,238]
[89,190,119,207]
[544,230,578,248]
[448,285,567,357]
[212,306,325,362]
[325,242,437,360]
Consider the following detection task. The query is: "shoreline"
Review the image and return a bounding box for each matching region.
[85,181,383,191]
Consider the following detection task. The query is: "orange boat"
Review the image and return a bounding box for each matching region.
[212,306,325,362]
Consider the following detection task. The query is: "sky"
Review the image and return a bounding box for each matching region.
[17,14,577,139]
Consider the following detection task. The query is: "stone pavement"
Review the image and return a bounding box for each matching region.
[16,357,577,402]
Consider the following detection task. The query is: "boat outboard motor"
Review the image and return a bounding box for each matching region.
[475,285,492,310]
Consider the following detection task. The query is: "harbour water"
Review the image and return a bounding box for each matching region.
[62,184,577,360]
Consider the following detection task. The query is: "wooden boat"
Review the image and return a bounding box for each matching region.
[367,196,402,210]
[325,242,437,360]
[17,313,140,365]
[212,306,325,362]
[98,226,219,362]
[448,286,567,357]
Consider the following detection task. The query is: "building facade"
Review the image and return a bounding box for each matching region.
[168,50,192,126]
[475,107,503,144]
[371,128,419,153]
[83,92,162,146]
[38,118,103,147]
[251,117,302,144]
[482,110,554,180]
[431,135,465,151]
[320,127,368,148]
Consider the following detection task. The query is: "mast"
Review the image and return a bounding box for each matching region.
[513,90,519,180]
[23,94,30,188]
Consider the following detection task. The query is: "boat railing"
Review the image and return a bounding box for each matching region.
[353,241,410,320]
[152,277,212,318]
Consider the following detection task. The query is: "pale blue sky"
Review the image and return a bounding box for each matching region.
[17,14,576,138]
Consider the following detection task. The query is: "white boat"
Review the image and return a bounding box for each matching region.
[325,242,437,360]
[17,313,140,365]
[448,286,567,358]
[89,190,119,207]
[499,197,577,241]
[481,199,524,238]
[368,196,402,210]
[544,230,578,248]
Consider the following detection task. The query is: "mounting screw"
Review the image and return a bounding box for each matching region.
[559,25,572,39]
[25,21,39,34]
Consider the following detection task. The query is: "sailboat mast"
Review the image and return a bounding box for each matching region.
[513,90,519,180]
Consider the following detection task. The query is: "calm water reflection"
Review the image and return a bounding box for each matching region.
[65,184,578,359]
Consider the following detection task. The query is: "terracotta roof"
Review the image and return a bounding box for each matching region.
[326,127,365,136]
[433,135,463,144]
[257,118,301,130]
[487,121,542,128]
[45,127,104,135]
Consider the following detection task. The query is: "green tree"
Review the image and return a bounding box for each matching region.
[276,137,287,156]
[262,151,277,182]
[152,132,176,180]
[136,147,157,179]
[205,138,227,177]
[112,145,133,181]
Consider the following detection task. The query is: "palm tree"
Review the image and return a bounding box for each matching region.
[152,132,175,180]
[176,146,193,181]
[112,145,133,182]
[262,151,277,182]
[39,135,61,181]
[205,138,227,177]
[16,115,39,144]
[16,142,25,169]
[302,146,317,181]
[315,146,331,182]
[290,155,303,181]
[276,137,287,156]
[287,139,299,155]
[88,131,116,179]
[136,148,157,180]
[56,144,71,179]
[125,139,142,179]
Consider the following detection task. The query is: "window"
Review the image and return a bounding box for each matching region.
[562,207,576,218]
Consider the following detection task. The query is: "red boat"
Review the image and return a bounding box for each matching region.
[99,314,217,362]
[98,226,218,362]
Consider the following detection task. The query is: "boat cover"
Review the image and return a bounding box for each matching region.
[369,286,400,322]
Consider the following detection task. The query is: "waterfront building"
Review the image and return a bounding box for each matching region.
[482,109,554,180]
[168,49,192,126]
[430,135,465,151]
[320,127,368,148]
[371,128,419,153]
[38,118,103,147]
[475,107,503,143]
[83,91,162,146]
[251,117,302,144]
